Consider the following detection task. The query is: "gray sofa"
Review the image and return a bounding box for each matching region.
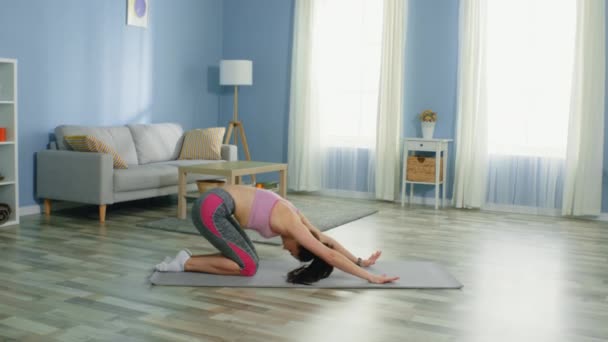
[36,123,236,222]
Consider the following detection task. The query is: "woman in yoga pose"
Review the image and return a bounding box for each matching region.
[155,185,399,285]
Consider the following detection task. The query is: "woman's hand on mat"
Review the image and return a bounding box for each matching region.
[368,274,400,284]
[361,251,382,267]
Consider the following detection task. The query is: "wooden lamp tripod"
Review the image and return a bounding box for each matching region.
[223,84,251,161]
[220,60,255,183]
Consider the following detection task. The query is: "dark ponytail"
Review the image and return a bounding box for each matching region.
[286,232,334,285]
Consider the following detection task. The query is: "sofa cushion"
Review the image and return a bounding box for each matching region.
[113,160,225,192]
[179,127,226,160]
[64,135,129,169]
[127,123,184,164]
[55,125,139,165]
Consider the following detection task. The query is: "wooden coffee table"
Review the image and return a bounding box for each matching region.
[177,161,288,219]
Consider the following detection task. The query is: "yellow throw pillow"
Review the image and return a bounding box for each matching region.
[64,135,128,169]
[179,127,226,160]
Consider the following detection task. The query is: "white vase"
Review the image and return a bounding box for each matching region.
[421,122,435,139]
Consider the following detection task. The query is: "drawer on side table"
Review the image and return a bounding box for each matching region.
[406,140,439,152]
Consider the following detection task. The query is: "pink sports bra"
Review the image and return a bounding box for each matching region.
[246,189,298,238]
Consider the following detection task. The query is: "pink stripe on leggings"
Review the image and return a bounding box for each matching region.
[200,194,224,238]
[228,242,258,276]
[200,193,257,276]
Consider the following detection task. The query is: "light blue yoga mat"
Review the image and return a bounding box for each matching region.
[149,260,463,289]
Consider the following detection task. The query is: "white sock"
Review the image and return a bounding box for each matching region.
[155,249,191,272]
[161,248,191,264]
[154,256,174,271]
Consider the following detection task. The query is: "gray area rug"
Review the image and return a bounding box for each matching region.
[136,195,379,245]
[149,260,463,289]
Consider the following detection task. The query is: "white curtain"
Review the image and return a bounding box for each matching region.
[562,0,606,216]
[374,0,407,201]
[452,0,488,209]
[288,0,384,194]
[287,0,322,191]
[456,0,604,216]
[484,0,575,211]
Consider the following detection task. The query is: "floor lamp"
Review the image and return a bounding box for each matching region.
[220,59,255,183]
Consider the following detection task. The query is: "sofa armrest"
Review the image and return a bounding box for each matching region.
[36,150,114,205]
[221,144,238,161]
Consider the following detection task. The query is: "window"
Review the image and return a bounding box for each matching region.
[312,0,384,148]
[486,0,576,158]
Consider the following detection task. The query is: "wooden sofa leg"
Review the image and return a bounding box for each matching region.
[44,199,51,216]
[99,205,107,223]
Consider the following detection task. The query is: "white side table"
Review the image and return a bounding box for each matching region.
[401,138,453,209]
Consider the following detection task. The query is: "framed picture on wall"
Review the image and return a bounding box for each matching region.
[127,0,149,28]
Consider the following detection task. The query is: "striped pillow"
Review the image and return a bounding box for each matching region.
[179,127,225,160]
[64,135,128,169]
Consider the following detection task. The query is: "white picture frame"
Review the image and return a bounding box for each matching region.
[127,0,149,28]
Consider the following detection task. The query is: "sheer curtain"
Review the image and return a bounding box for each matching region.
[288,0,384,194]
[453,0,489,209]
[374,0,407,201]
[287,0,321,191]
[563,0,606,216]
[455,0,605,215]
[484,0,576,212]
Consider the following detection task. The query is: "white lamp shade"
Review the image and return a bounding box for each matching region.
[220,60,253,86]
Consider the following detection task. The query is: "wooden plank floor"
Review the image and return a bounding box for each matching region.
[0,194,607,341]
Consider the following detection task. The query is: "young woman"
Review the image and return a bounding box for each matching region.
[155,185,399,285]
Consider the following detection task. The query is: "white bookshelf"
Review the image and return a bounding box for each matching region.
[0,58,18,227]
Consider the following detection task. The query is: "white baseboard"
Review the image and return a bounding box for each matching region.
[18,201,87,217]
[316,189,376,200]
[19,204,41,216]
[19,194,430,215]
[397,195,450,207]
[480,204,608,221]
[596,213,608,222]
[481,203,561,216]
[15,198,608,222]
[307,190,447,205]
[396,197,608,221]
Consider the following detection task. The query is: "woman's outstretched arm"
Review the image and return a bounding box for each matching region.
[289,218,398,284]
[299,213,382,267]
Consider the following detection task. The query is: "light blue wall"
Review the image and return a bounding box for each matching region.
[221,0,295,177]
[403,0,459,200]
[0,0,223,207]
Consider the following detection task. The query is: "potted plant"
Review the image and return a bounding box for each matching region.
[419,109,437,139]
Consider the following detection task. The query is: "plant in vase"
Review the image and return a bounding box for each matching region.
[419,109,437,139]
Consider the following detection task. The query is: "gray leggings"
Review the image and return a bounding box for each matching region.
[191,188,259,276]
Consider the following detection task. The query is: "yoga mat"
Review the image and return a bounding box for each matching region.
[149,260,463,289]
[137,196,379,245]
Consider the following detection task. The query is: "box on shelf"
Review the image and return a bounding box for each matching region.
[406,156,443,182]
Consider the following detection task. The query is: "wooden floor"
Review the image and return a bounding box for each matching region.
[0,194,607,341]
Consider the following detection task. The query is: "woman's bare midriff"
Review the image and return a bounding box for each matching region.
[222,185,255,225]
[223,185,295,236]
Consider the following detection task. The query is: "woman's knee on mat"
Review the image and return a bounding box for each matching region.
[238,251,259,277]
